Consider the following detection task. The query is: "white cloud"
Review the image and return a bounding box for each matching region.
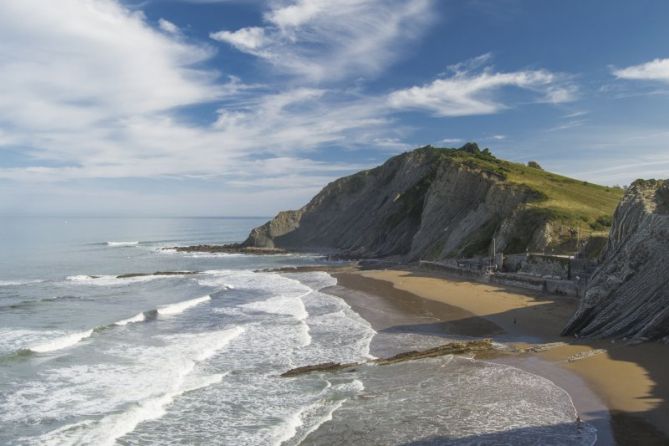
[388,61,576,116]
[563,110,588,119]
[0,0,395,189]
[548,120,586,132]
[613,58,669,83]
[0,0,222,130]
[158,18,180,34]
[210,0,434,82]
[211,27,266,51]
[441,138,463,144]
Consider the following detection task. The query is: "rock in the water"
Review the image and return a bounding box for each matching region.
[372,339,494,365]
[562,179,669,340]
[168,244,286,255]
[280,362,358,377]
[280,339,495,377]
[115,271,199,279]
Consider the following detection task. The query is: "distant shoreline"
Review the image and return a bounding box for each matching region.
[311,265,669,446]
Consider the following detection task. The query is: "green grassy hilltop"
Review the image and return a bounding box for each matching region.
[425,144,623,243]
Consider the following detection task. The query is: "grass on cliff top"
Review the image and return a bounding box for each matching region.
[420,144,624,232]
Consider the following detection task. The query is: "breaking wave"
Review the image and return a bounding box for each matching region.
[29,330,94,353]
[106,241,139,247]
[157,295,211,316]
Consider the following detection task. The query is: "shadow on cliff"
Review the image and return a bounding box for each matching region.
[374,269,669,446]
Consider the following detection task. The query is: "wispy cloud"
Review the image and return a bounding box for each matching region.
[562,110,588,119]
[210,0,435,82]
[158,18,180,34]
[548,120,586,132]
[0,0,397,188]
[440,138,463,144]
[613,58,669,83]
[388,56,576,116]
[0,1,224,129]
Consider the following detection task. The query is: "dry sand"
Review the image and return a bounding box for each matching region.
[330,268,669,446]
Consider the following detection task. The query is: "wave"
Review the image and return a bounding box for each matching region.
[0,294,88,311]
[157,295,211,316]
[241,293,310,320]
[29,329,94,353]
[272,379,363,446]
[65,274,163,286]
[12,295,208,355]
[37,327,244,446]
[65,271,198,286]
[241,293,311,346]
[114,312,146,326]
[0,279,43,287]
[106,241,139,247]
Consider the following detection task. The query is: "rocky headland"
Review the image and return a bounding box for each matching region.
[563,179,669,342]
[241,143,621,262]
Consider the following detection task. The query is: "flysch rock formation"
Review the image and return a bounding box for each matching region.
[242,144,616,261]
[562,179,669,341]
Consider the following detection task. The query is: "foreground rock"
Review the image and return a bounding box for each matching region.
[280,362,359,377]
[241,144,620,261]
[168,244,287,255]
[116,271,199,279]
[280,339,494,377]
[562,179,669,341]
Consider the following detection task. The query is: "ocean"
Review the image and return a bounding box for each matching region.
[0,217,597,445]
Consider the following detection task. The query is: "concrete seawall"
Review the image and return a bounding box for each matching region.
[419,260,583,297]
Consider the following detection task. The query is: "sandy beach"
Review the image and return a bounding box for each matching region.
[326,267,669,446]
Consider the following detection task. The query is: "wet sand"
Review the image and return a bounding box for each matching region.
[326,268,669,446]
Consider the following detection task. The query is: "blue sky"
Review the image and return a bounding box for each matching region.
[1,0,668,216]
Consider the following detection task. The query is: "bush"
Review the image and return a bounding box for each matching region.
[527,161,543,170]
[590,214,613,231]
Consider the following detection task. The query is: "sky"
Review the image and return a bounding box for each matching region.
[1,0,669,217]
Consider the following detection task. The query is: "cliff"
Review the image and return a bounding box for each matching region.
[243,144,622,262]
[562,180,669,341]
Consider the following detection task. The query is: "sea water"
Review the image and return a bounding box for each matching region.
[0,217,596,445]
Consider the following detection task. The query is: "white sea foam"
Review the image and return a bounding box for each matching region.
[30,327,243,446]
[241,294,310,320]
[157,295,211,316]
[106,241,139,247]
[282,271,338,291]
[29,330,94,353]
[4,271,375,445]
[0,279,43,286]
[278,380,364,446]
[114,312,146,326]
[0,328,63,354]
[65,274,166,286]
[38,371,227,446]
[242,294,312,347]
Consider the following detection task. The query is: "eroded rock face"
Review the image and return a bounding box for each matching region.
[562,180,669,341]
[242,146,551,260]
